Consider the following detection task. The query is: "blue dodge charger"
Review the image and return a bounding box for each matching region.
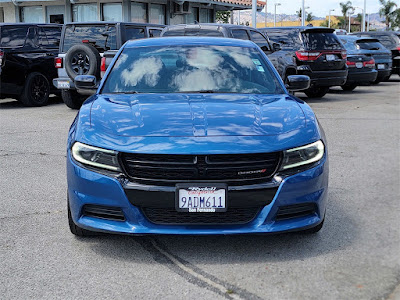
[67,37,328,236]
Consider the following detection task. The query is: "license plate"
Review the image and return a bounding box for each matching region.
[57,80,70,89]
[176,183,227,212]
[326,54,336,61]
[377,64,385,69]
[356,62,363,68]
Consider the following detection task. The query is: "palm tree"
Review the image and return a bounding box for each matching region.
[379,0,398,30]
[296,8,302,22]
[340,1,354,29]
[306,12,314,23]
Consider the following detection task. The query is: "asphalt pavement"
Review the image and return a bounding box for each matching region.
[1,79,399,299]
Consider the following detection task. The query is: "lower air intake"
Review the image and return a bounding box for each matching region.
[275,203,317,221]
[82,205,125,221]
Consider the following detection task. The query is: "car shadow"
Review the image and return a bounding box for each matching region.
[84,188,356,264]
[0,95,63,109]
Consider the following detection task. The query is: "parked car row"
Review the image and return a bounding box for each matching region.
[0,21,398,108]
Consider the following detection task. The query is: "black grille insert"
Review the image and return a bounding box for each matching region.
[142,207,261,225]
[82,205,125,221]
[120,153,281,186]
[275,203,316,221]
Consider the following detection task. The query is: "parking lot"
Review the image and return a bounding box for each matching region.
[0,79,399,299]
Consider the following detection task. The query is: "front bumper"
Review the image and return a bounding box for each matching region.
[67,153,329,235]
[297,68,348,87]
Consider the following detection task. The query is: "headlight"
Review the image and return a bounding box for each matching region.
[71,142,121,172]
[279,140,325,171]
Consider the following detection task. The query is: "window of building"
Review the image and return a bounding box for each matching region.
[21,6,44,23]
[46,5,64,24]
[131,2,147,23]
[199,8,211,23]
[102,3,122,21]
[72,4,98,22]
[149,4,165,24]
[186,7,198,24]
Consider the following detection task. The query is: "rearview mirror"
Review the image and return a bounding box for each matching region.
[286,75,310,91]
[75,75,98,95]
[272,43,281,52]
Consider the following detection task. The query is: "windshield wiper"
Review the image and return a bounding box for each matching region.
[117,91,140,94]
[177,90,216,93]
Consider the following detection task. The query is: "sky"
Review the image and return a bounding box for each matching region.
[262,0,395,18]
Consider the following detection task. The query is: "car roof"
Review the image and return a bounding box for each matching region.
[124,36,257,48]
[0,23,61,26]
[164,23,259,31]
[64,21,165,27]
[260,26,335,33]
[339,35,379,42]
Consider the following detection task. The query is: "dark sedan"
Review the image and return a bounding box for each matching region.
[339,35,392,84]
[338,36,378,90]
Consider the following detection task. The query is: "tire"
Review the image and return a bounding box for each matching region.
[68,199,97,237]
[301,217,325,234]
[383,75,391,82]
[65,44,101,80]
[341,84,357,91]
[372,78,381,84]
[61,89,86,109]
[304,86,329,98]
[19,72,50,106]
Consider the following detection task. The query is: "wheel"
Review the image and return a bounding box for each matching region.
[372,78,381,84]
[341,84,357,91]
[65,44,101,80]
[68,199,97,237]
[383,75,391,82]
[304,86,329,98]
[301,217,325,234]
[19,72,50,106]
[61,89,86,109]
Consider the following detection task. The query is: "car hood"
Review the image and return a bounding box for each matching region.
[89,93,306,138]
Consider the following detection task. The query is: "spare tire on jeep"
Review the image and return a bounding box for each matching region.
[65,44,101,80]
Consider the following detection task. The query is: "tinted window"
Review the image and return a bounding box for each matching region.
[124,26,146,41]
[231,30,249,40]
[249,31,270,51]
[102,45,283,94]
[301,31,343,50]
[41,26,61,48]
[339,39,357,51]
[162,30,185,36]
[357,40,384,50]
[62,25,117,52]
[0,26,29,47]
[265,30,300,49]
[24,27,38,48]
[374,35,396,48]
[149,29,162,38]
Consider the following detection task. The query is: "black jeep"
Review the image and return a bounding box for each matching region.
[0,23,62,106]
[53,22,165,109]
[260,27,348,98]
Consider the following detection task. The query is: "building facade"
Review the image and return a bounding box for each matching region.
[0,0,264,24]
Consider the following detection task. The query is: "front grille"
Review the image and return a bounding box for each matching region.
[120,152,281,186]
[142,207,261,225]
[82,204,125,221]
[275,203,316,221]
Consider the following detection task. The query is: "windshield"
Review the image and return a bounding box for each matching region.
[101,45,284,94]
[301,31,343,50]
[62,25,117,52]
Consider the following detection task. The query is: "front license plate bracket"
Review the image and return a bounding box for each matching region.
[175,183,228,213]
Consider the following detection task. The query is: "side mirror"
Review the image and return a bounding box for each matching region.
[272,42,281,52]
[75,75,98,95]
[286,75,310,91]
